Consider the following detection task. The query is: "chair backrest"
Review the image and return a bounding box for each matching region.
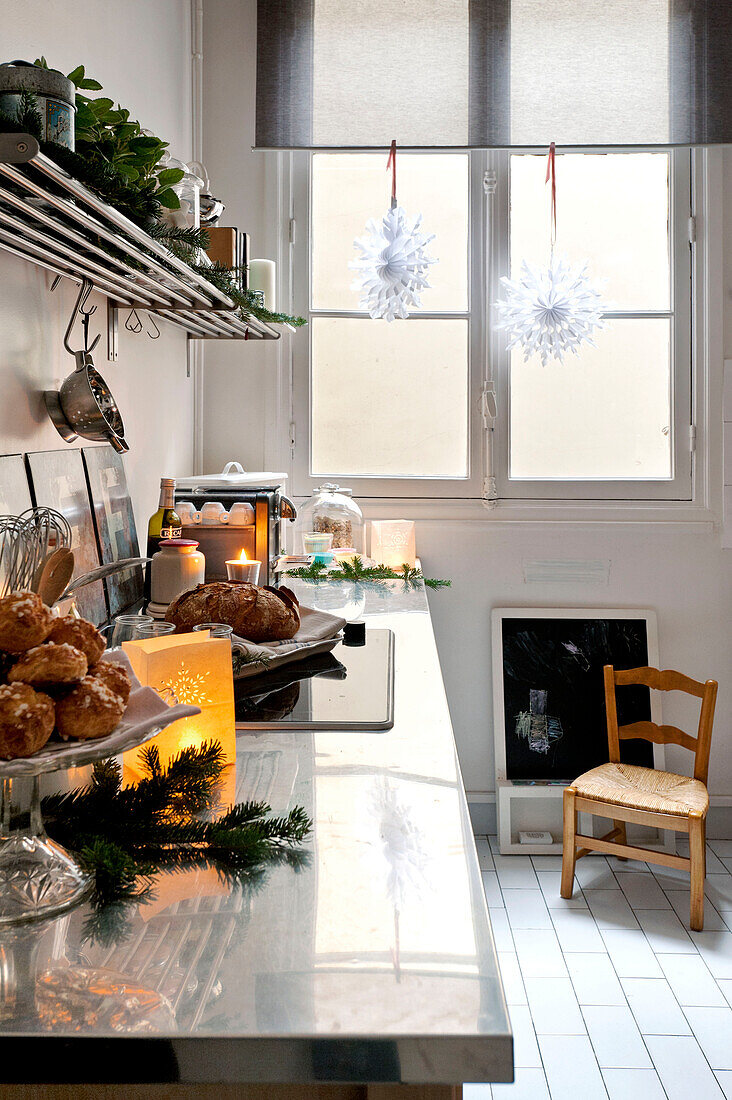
[603,665,719,784]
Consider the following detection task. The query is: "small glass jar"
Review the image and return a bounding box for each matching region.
[134,621,177,639]
[150,539,205,606]
[294,484,365,555]
[109,612,153,648]
[193,623,234,639]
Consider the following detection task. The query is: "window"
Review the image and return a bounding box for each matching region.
[492,150,693,501]
[290,148,694,503]
[291,151,484,498]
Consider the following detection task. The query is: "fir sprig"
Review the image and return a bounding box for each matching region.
[40,741,313,912]
[284,556,451,590]
[232,648,273,675]
[188,261,307,329]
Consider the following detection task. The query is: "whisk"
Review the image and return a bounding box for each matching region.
[0,508,72,598]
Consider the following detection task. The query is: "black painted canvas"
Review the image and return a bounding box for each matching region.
[82,446,143,616]
[25,449,107,625]
[500,616,654,782]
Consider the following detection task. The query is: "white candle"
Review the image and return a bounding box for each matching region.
[248,258,276,311]
[226,549,261,584]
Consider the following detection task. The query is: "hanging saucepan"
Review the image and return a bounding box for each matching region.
[45,350,129,453]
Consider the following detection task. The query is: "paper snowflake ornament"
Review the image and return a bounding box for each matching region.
[350,205,436,322]
[496,256,606,366]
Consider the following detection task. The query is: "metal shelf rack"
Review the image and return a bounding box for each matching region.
[0,132,281,352]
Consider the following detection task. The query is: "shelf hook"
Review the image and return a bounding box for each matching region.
[63,277,101,357]
[125,308,143,334]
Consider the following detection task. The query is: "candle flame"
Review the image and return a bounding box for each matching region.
[238,549,249,562]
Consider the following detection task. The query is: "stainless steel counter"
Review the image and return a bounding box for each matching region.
[0,580,512,1087]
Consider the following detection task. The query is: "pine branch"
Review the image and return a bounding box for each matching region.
[189,261,307,329]
[284,556,451,590]
[40,739,312,913]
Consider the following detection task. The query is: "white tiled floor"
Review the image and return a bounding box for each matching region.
[465,835,732,1100]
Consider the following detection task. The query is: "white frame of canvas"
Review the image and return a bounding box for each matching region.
[491,606,665,855]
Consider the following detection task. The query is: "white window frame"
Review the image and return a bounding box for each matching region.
[278,147,715,517]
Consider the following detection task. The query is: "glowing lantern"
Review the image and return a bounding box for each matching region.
[370,520,417,569]
[122,631,236,788]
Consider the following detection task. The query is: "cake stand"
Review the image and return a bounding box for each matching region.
[0,652,200,925]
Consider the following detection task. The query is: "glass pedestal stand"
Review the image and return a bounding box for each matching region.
[0,777,91,924]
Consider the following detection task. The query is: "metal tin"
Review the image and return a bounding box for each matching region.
[0,61,75,150]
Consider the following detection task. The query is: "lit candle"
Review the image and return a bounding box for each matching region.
[370,520,417,569]
[225,548,261,584]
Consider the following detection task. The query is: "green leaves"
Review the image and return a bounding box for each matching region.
[155,187,181,209]
[65,63,104,90]
[31,57,185,216]
[156,167,185,188]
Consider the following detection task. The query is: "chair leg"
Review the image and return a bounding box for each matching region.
[561,787,578,898]
[613,819,628,860]
[689,811,706,932]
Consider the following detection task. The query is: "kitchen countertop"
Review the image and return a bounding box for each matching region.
[0,579,512,1087]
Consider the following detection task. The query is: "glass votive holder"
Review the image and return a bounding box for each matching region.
[134,621,177,640]
[225,557,261,584]
[192,623,234,640]
[303,532,334,563]
[109,612,153,648]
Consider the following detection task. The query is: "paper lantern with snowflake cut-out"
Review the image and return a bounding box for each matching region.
[496,255,606,366]
[350,205,437,322]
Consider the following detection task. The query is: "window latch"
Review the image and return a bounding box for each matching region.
[481,382,497,428]
[483,170,497,197]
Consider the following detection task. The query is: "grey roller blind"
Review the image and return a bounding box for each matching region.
[255,0,732,148]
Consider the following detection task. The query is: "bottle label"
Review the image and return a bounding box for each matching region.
[160,526,183,540]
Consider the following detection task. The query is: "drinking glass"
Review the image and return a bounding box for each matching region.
[192,623,234,639]
[134,621,176,640]
[109,613,153,648]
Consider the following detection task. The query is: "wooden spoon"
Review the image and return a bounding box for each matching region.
[31,550,56,594]
[38,548,75,608]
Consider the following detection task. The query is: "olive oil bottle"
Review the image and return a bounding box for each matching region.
[145,478,182,600]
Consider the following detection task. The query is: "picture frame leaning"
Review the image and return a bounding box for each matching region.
[492,607,665,854]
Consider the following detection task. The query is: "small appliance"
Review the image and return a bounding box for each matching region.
[174,465,296,586]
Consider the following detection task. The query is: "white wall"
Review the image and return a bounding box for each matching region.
[1,0,196,525]
[200,0,282,474]
[202,2,732,821]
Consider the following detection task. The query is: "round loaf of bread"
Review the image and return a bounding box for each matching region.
[165,582,300,643]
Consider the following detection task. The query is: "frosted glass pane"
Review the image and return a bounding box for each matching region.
[510,0,669,146]
[312,154,469,312]
[510,153,670,311]
[312,319,468,477]
[510,319,671,480]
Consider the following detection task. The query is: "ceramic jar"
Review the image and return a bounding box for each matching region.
[150,539,205,606]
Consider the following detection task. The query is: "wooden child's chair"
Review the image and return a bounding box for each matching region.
[560,665,718,931]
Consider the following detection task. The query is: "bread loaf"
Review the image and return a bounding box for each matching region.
[165,582,300,642]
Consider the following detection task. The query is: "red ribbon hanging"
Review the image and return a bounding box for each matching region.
[387,139,397,208]
[545,141,557,248]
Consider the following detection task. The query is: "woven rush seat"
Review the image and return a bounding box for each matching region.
[573,762,709,816]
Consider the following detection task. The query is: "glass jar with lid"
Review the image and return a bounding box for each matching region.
[293,484,365,555]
